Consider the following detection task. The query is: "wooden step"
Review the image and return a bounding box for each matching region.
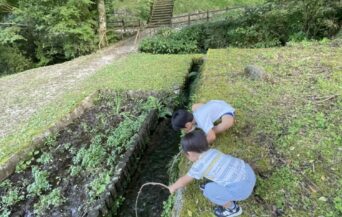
[148,0,174,27]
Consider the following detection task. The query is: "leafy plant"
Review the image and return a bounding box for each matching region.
[0,209,11,217]
[27,167,51,197]
[16,158,32,173]
[111,196,125,215]
[106,116,143,150]
[161,195,175,217]
[88,172,111,200]
[73,135,106,171]
[142,96,171,118]
[69,165,82,176]
[1,187,24,208]
[44,133,58,147]
[36,152,53,165]
[33,188,65,216]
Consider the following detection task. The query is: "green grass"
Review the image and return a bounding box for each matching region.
[178,41,342,216]
[173,0,264,15]
[0,53,197,166]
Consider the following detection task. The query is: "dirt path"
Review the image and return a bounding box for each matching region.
[0,34,143,139]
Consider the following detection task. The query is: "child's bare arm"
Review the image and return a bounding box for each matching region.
[191,103,204,112]
[169,175,194,193]
[206,129,216,143]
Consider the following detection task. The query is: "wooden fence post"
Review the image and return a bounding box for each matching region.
[121,19,125,39]
[188,13,191,26]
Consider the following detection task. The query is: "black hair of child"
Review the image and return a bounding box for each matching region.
[181,129,209,153]
[171,109,194,130]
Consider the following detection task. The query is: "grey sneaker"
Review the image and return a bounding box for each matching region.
[214,202,242,217]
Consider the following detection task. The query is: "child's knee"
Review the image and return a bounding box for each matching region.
[222,115,235,128]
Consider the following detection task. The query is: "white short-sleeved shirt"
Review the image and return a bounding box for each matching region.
[193,100,235,134]
[187,149,247,186]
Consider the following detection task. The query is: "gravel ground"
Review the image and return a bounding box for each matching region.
[0,34,144,139]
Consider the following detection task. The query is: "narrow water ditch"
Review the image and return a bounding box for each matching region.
[0,59,203,217]
[116,58,203,217]
[117,119,180,217]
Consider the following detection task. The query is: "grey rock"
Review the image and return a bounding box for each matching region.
[244,65,265,80]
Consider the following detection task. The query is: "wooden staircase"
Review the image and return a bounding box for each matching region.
[148,0,174,28]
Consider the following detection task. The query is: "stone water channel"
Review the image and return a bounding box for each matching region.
[116,59,203,217]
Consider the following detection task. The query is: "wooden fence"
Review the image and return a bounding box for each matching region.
[107,6,245,31]
[171,6,244,27]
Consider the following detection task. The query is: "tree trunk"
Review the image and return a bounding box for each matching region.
[97,0,107,48]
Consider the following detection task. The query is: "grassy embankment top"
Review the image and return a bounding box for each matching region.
[0,54,195,166]
[179,41,342,216]
[173,0,264,15]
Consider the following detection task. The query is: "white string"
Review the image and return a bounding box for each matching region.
[135,182,169,217]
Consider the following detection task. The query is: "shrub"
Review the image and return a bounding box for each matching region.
[139,34,199,54]
[139,0,341,54]
[0,45,33,76]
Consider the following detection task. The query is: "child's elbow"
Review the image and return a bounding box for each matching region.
[207,132,216,143]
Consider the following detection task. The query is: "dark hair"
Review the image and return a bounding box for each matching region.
[171,109,194,130]
[181,129,209,153]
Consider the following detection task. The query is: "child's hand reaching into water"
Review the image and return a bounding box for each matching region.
[168,185,176,194]
[168,175,194,194]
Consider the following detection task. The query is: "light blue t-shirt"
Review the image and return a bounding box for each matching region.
[187,149,247,186]
[193,100,235,134]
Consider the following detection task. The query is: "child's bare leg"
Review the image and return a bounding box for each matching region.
[223,201,233,209]
[213,115,234,134]
[191,103,204,112]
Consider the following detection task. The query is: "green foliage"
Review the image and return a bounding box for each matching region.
[140,0,341,54]
[111,196,125,215]
[44,133,58,147]
[110,0,152,21]
[142,96,171,118]
[0,45,33,76]
[161,195,175,217]
[106,115,145,150]
[33,188,65,216]
[0,209,10,217]
[88,171,111,200]
[256,167,300,208]
[27,167,51,197]
[36,152,53,165]
[1,189,23,207]
[0,0,98,69]
[139,33,199,54]
[173,0,264,15]
[73,135,106,171]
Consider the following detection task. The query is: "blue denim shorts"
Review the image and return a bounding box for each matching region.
[222,112,235,117]
[202,164,256,206]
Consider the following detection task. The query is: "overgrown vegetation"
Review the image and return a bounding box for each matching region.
[173,0,264,15]
[0,0,153,76]
[0,92,166,216]
[176,40,342,216]
[140,0,341,54]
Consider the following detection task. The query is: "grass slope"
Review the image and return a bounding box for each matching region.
[179,41,342,216]
[0,54,195,166]
[173,0,264,15]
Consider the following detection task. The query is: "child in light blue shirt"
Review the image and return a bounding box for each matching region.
[172,100,235,143]
[169,130,256,217]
